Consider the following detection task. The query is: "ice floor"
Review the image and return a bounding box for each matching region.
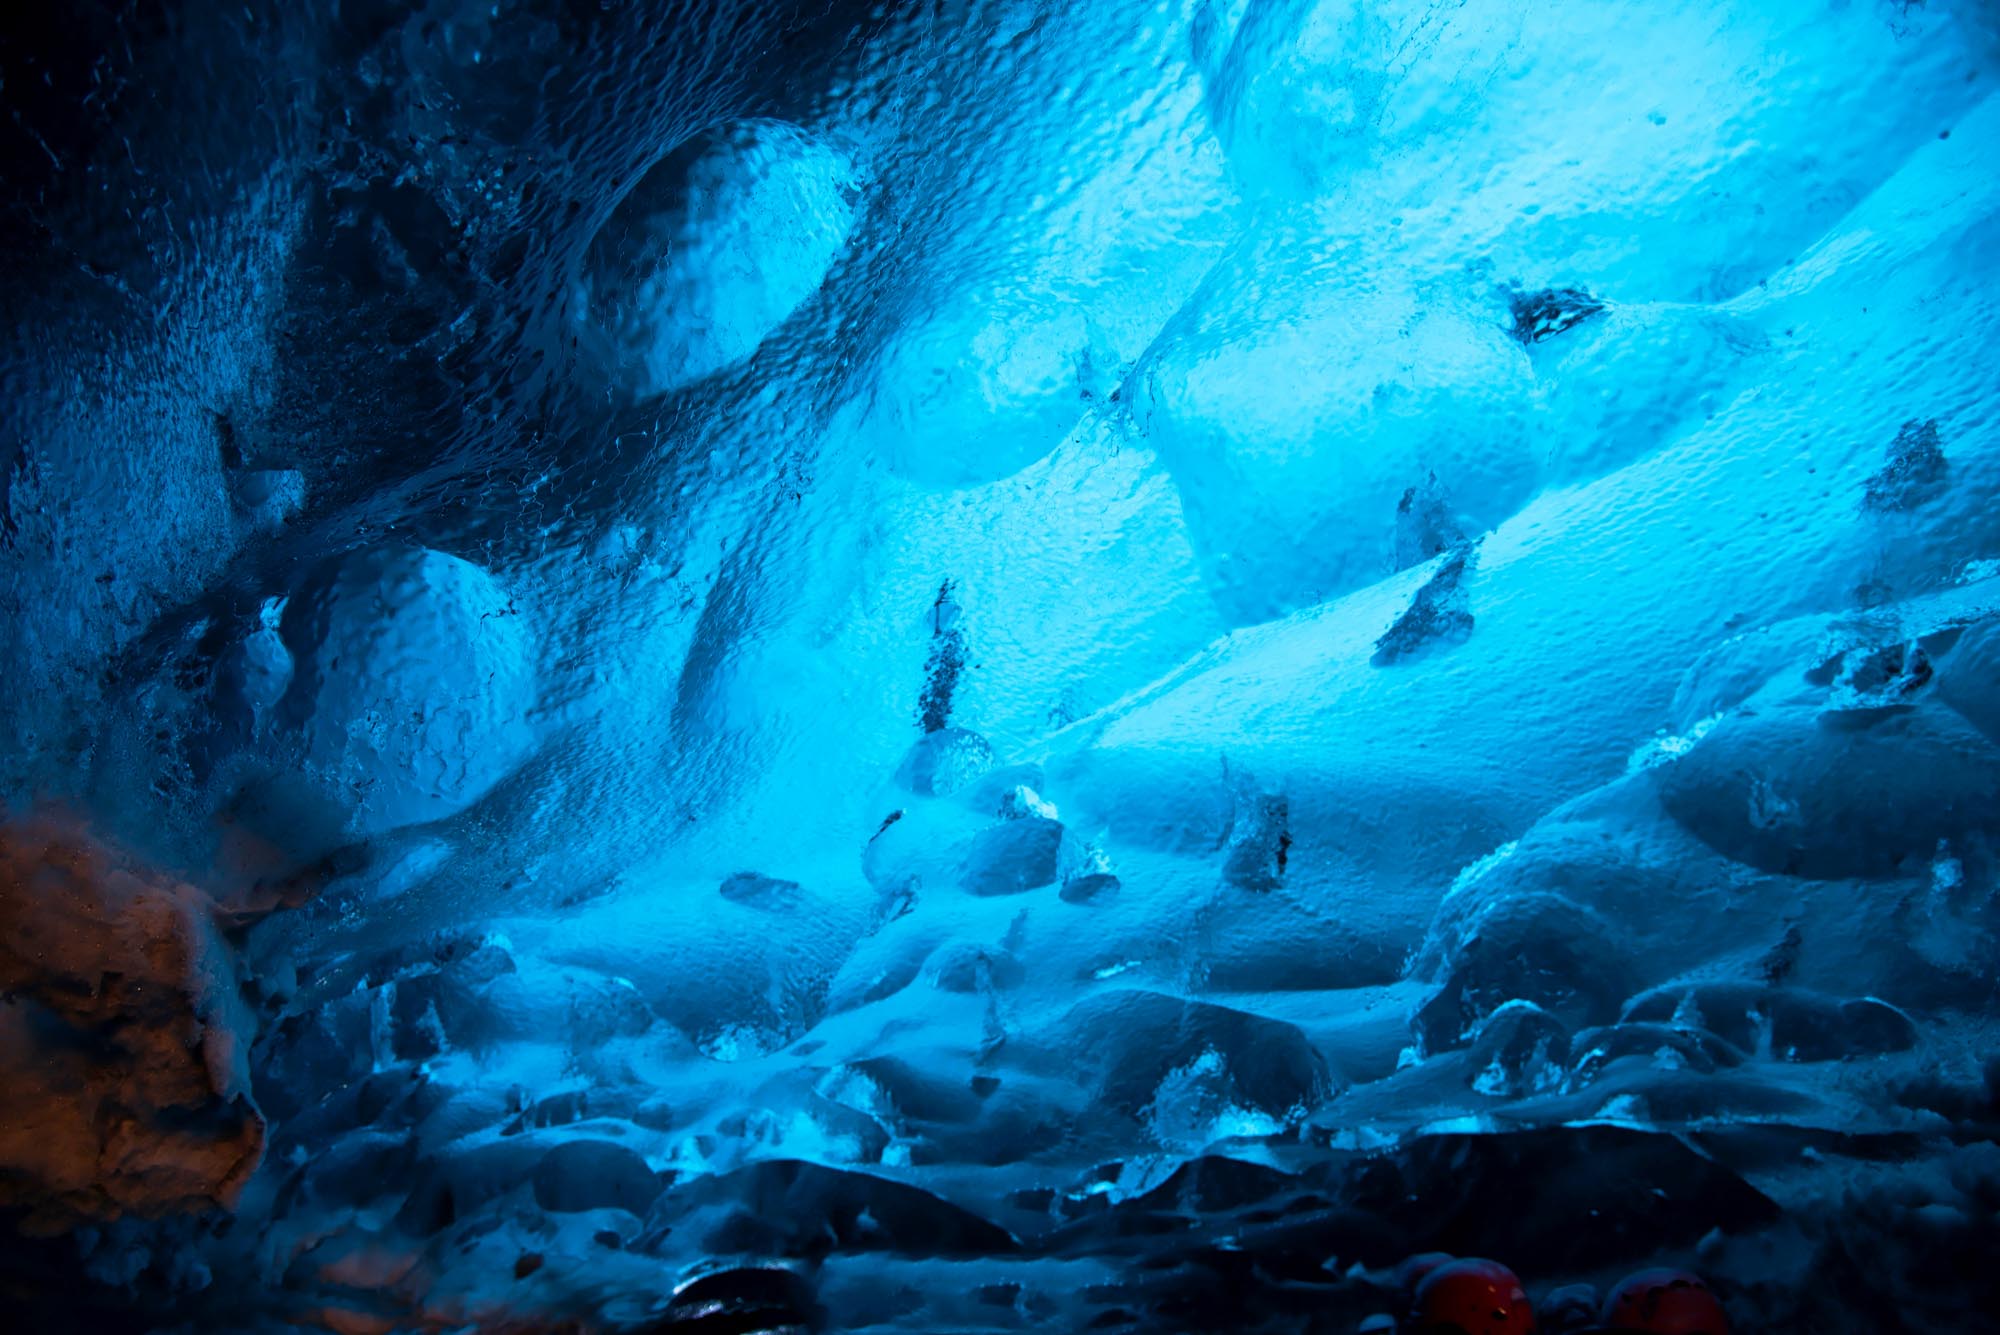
[3,1,2000,1331]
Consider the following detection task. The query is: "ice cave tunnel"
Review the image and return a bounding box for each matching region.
[3,1,1999,1331]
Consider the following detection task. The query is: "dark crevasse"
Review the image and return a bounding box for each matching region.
[3,1,2000,1331]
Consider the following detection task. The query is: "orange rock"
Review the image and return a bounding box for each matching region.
[0,811,263,1232]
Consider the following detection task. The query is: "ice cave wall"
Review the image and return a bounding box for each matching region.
[2,0,2000,1331]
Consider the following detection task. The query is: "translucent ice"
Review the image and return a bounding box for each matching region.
[259,546,537,840]
[8,2,2000,1328]
[585,120,861,397]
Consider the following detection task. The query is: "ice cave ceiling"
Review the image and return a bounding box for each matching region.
[2,1,2000,1331]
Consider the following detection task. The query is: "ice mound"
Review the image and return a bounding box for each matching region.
[584,119,862,397]
[252,545,538,841]
[1141,256,1536,622]
[859,284,1118,487]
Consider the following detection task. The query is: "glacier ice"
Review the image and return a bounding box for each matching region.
[584,119,863,398]
[250,544,539,842]
[3,0,2000,1331]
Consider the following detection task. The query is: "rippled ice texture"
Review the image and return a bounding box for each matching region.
[3,0,2000,1330]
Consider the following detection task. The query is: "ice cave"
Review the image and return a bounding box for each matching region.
[3,1,1999,1330]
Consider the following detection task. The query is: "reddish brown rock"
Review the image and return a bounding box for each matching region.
[0,812,263,1233]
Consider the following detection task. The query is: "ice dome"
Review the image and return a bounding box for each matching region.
[585,118,864,397]
[2,1,1999,1332]
[258,544,539,841]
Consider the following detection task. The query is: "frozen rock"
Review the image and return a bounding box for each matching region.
[585,119,861,397]
[718,871,804,911]
[532,1139,663,1215]
[892,727,995,801]
[1938,618,2000,744]
[1372,542,1477,666]
[1864,418,1951,512]
[997,783,1059,822]
[1821,637,1938,717]
[1060,841,1121,905]
[1392,472,1468,573]
[958,816,1072,896]
[1568,1021,1749,1083]
[1061,991,1332,1125]
[1620,982,1919,1062]
[1220,782,1289,892]
[1464,1000,1570,1098]
[0,815,263,1234]
[652,1160,1018,1259]
[653,1266,821,1331]
[266,544,537,841]
[1507,286,1606,343]
[1412,891,1633,1053]
[1653,700,2000,880]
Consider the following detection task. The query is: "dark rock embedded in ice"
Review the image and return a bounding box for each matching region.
[1863,417,1948,511]
[0,816,264,1234]
[532,1138,664,1215]
[647,1159,1018,1259]
[1508,285,1607,343]
[1414,891,1633,1052]
[718,870,805,910]
[959,815,1071,895]
[1394,472,1468,572]
[918,578,968,734]
[893,725,995,797]
[1464,999,1571,1096]
[1061,869,1122,904]
[1938,618,2000,744]
[1569,1020,1749,1081]
[650,1266,821,1333]
[1653,700,2000,879]
[1374,542,1478,666]
[1221,789,1290,892]
[1823,637,1935,715]
[1061,990,1333,1122]
[1620,981,1919,1061]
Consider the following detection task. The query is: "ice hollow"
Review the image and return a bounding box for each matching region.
[4,1,2000,1331]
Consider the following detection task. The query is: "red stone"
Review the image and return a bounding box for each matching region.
[1600,1268,1729,1334]
[1410,1257,1537,1335]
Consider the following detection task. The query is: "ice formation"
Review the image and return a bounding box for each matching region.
[2,1,1999,1331]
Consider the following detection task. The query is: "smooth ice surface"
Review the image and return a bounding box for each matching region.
[3,1,2000,1331]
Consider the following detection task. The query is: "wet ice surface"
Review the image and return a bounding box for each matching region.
[3,0,2000,1331]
